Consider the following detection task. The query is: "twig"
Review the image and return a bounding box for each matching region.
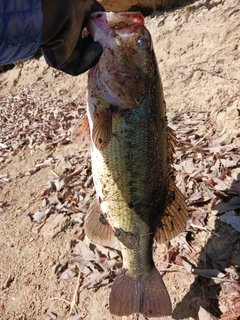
[68,270,82,317]
[0,80,8,88]
[160,267,189,273]
[190,223,221,237]
[161,264,240,283]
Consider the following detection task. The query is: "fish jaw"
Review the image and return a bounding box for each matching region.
[87,11,145,49]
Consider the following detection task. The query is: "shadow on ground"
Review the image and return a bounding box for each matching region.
[173,176,240,319]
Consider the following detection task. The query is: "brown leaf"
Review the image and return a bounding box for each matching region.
[39,214,70,238]
[220,298,240,320]
[187,192,203,205]
[186,212,207,231]
[73,241,97,261]
[81,270,110,290]
[213,177,229,191]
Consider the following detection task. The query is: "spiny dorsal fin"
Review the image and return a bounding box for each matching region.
[167,126,176,169]
[84,199,116,246]
[154,177,188,243]
[92,107,112,149]
[71,113,90,145]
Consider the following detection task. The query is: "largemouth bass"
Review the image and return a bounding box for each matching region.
[77,11,188,318]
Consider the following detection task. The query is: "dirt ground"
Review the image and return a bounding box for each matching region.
[0,1,240,319]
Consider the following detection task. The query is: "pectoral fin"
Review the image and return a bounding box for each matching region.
[71,113,90,145]
[92,107,112,149]
[84,199,117,246]
[154,178,188,243]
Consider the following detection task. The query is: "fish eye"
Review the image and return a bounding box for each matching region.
[137,36,150,49]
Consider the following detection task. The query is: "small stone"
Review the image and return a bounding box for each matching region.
[226,105,239,120]
[192,70,202,81]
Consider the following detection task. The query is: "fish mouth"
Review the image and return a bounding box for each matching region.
[87,11,145,45]
[89,11,144,29]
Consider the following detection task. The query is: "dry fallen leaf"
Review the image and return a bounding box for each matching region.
[198,306,218,320]
[186,211,207,231]
[220,298,240,320]
[28,211,47,223]
[187,191,203,205]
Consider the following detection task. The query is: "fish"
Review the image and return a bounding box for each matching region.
[73,11,188,318]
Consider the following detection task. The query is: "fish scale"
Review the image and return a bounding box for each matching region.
[92,100,167,226]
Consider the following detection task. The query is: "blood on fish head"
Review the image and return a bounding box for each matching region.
[87,12,155,111]
[88,12,145,46]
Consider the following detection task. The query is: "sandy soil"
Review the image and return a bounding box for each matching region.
[0,1,240,319]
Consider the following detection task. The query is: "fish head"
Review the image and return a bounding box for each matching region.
[87,12,156,110]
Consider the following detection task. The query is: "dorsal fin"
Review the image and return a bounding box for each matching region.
[167,126,176,169]
[155,126,188,243]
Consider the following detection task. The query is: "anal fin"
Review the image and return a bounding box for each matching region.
[155,178,188,243]
[84,199,116,246]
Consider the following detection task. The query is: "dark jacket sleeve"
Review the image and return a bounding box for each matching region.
[0,0,42,65]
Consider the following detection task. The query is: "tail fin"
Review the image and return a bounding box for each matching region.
[109,267,172,317]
